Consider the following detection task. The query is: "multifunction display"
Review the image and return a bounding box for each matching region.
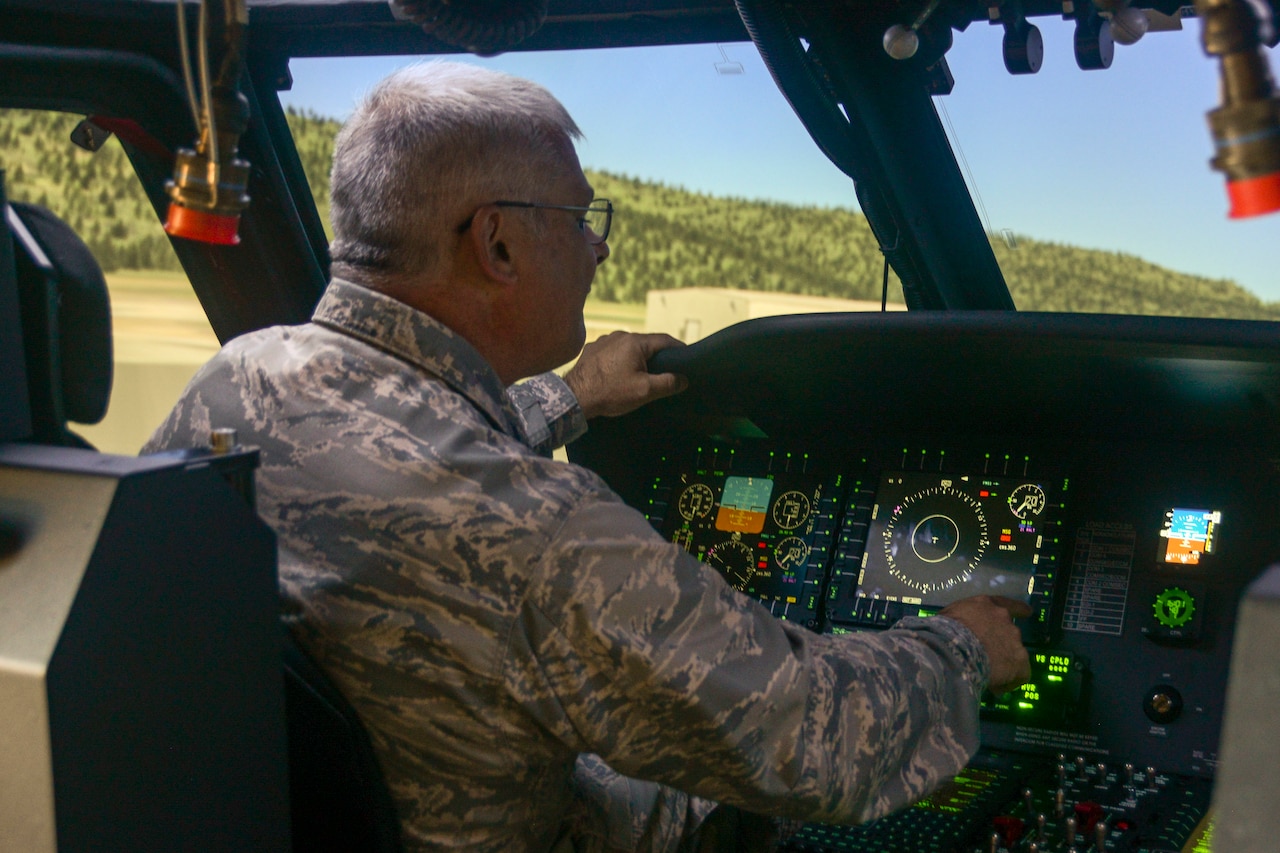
[662,464,836,628]
[859,472,1053,607]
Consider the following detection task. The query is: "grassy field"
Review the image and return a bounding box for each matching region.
[76,272,647,455]
[583,298,646,336]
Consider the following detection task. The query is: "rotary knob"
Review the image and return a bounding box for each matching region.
[1143,684,1184,724]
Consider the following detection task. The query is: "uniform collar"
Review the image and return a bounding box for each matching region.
[311,278,523,438]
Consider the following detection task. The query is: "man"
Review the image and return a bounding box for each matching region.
[145,62,1030,852]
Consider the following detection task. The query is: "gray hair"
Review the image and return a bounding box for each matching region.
[328,61,582,283]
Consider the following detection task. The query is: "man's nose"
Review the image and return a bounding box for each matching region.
[594,238,610,264]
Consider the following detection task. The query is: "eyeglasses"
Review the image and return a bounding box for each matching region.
[458,199,613,244]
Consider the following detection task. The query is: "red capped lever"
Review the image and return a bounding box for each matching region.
[1074,800,1106,834]
[991,814,1025,849]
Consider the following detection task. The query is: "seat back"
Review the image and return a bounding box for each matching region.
[0,176,31,442]
[6,200,112,446]
[283,626,403,853]
[3,196,401,850]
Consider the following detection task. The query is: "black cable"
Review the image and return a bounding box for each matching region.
[389,0,548,55]
[882,255,889,312]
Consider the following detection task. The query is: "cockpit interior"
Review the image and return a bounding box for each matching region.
[3,1,1280,851]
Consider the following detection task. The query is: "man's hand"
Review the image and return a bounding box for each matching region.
[565,332,689,419]
[938,595,1032,695]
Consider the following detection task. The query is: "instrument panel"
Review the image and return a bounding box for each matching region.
[569,310,1280,852]
[629,434,1264,852]
[635,435,1269,770]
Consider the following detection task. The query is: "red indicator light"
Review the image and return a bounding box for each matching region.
[980,490,990,497]
[758,542,767,549]
[1000,534,1012,543]
[757,561,768,568]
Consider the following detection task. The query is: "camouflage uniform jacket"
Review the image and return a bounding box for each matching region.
[144,278,991,853]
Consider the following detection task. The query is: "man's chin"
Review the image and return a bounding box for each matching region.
[544,330,588,376]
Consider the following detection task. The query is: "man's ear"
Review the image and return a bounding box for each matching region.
[468,205,519,286]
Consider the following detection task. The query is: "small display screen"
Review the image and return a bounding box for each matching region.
[912,767,1001,813]
[859,472,1053,608]
[981,650,1081,726]
[715,476,774,533]
[1159,507,1221,565]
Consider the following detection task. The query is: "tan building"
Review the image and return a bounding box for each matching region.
[646,287,906,342]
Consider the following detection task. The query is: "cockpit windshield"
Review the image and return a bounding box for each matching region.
[4,2,1278,454]
[283,43,906,347]
[939,13,1280,318]
[281,13,1279,326]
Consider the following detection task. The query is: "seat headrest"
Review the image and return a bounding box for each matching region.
[9,202,113,425]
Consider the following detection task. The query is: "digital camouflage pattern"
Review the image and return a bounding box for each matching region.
[145,278,992,852]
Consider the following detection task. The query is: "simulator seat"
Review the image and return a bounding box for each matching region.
[2,202,401,851]
[283,625,403,852]
[7,200,113,447]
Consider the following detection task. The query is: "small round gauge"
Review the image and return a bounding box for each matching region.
[677,483,716,521]
[707,539,756,590]
[1008,483,1047,520]
[771,491,812,530]
[882,485,989,595]
[774,536,811,572]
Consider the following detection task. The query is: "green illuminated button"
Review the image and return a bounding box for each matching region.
[1153,587,1196,629]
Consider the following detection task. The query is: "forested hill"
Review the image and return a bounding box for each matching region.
[2,109,181,271]
[3,107,1277,319]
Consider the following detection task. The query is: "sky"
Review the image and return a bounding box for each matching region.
[281,13,1279,301]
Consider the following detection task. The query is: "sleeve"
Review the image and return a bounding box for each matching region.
[508,490,990,827]
[506,372,588,455]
